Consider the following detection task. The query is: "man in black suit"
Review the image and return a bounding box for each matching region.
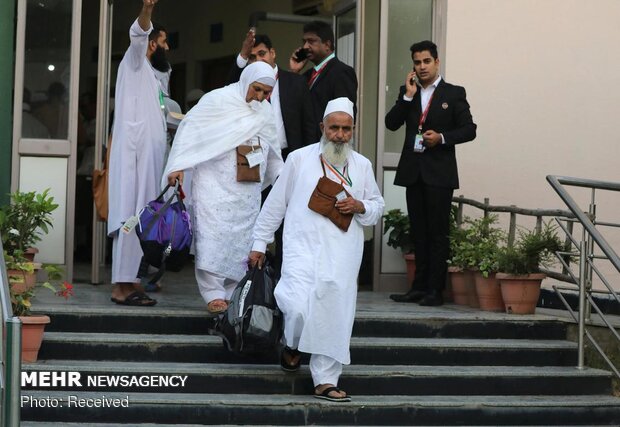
[228,30,316,159]
[289,21,357,142]
[386,40,476,306]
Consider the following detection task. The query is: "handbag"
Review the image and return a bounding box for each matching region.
[135,182,193,284]
[308,155,353,232]
[236,138,262,183]
[92,136,111,221]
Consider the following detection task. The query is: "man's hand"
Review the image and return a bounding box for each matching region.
[240,28,255,60]
[405,70,418,98]
[167,170,184,186]
[422,130,442,148]
[139,0,158,31]
[335,197,365,215]
[248,251,266,269]
[289,48,307,74]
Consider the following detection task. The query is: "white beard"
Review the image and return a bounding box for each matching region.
[321,134,352,166]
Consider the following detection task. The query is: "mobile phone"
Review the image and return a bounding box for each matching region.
[293,48,309,63]
[409,71,419,86]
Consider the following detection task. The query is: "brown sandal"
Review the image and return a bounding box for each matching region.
[207,299,228,314]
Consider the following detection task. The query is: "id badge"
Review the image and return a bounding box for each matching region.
[335,191,347,201]
[413,134,425,153]
[245,148,265,168]
[122,215,139,234]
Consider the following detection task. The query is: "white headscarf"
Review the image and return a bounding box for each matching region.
[162,62,279,188]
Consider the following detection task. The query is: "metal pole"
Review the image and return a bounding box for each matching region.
[577,240,587,370]
[4,317,21,427]
[585,191,596,322]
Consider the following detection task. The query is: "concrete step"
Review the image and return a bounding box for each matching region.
[40,307,568,339]
[23,360,612,396]
[20,392,620,425]
[38,333,578,366]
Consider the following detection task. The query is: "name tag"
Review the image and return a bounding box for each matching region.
[122,215,139,234]
[413,134,425,153]
[245,148,265,168]
[335,191,347,201]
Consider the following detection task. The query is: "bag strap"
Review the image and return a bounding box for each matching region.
[143,181,185,237]
[319,154,327,177]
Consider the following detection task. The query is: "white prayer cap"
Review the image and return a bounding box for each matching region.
[186,88,205,104]
[323,97,354,120]
[239,61,276,99]
[164,97,185,130]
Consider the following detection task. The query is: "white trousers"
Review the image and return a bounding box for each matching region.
[195,268,237,304]
[309,354,342,387]
[111,230,141,284]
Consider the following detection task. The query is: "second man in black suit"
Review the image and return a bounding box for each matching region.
[289,21,358,142]
[386,40,477,306]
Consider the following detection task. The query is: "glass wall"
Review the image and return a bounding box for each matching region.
[383,0,432,154]
[22,0,74,140]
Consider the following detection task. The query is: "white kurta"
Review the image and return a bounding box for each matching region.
[252,143,385,364]
[193,140,281,281]
[108,19,167,236]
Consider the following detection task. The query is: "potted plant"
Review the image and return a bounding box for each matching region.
[383,209,416,284]
[496,222,562,314]
[465,215,506,312]
[447,219,474,306]
[0,188,58,260]
[10,264,74,362]
[4,249,37,293]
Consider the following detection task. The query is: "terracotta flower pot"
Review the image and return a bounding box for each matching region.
[7,268,37,294]
[20,315,50,362]
[464,269,479,308]
[448,269,469,305]
[23,247,39,262]
[474,272,504,312]
[497,273,546,314]
[403,253,416,286]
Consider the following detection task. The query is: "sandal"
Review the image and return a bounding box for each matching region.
[110,291,157,307]
[280,346,301,372]
[314,386,351,402]
[144,281,162,292]
[207,299,228,314]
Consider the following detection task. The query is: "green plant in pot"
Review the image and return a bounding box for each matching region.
[10,263,74,362]
[447,216,474,306]
[383,209,415,285]
[464,215,506,311]
[4,249,36,293]
[0,188,58,260]
[496,222,563,314]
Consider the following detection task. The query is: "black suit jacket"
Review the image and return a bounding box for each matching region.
[228,63,316,154]
[385,80,476,189]
[303,57,358,141]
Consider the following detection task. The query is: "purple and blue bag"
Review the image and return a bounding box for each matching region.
[135,182,192,283]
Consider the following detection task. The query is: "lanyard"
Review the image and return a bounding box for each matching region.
[321,156,352,187]
[417,92,435,134]
[158,89,165,111]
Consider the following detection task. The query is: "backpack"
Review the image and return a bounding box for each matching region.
[212,262,283,354]
[135,183,192,283]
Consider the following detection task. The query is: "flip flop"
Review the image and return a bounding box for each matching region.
[207,299,228,314]
[314,386,351,402]
[111,291,157,307]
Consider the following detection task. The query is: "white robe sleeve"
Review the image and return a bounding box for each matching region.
[127,19,152,71]
[252,155,298,253]
[262,142,284,191]
[355,159,385,227]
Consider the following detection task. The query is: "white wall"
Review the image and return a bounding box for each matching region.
[445,0,620,290]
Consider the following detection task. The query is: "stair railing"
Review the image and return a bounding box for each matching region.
[546,175,620,380]
[0,235,22,427]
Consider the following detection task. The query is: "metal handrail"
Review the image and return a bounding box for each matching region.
[0,235,22,427]
[547,175,620,380]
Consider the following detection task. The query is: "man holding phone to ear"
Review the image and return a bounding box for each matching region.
[289,21,357,142]
[386,40,476,306]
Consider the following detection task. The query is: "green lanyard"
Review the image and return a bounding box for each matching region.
[158,89,165,111]
[322,156,353,187]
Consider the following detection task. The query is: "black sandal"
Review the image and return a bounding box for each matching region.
[280,346,301,372]
[111,291,157,307]
[314,386,351,402]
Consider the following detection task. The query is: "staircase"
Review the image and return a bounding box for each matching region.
[21,292,620,426]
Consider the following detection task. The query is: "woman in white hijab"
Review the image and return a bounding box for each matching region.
[164,61,283,313]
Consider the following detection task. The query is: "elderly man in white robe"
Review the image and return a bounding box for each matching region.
[108,0,171,306]
[164,61,283,314]
[249,97,384,402]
